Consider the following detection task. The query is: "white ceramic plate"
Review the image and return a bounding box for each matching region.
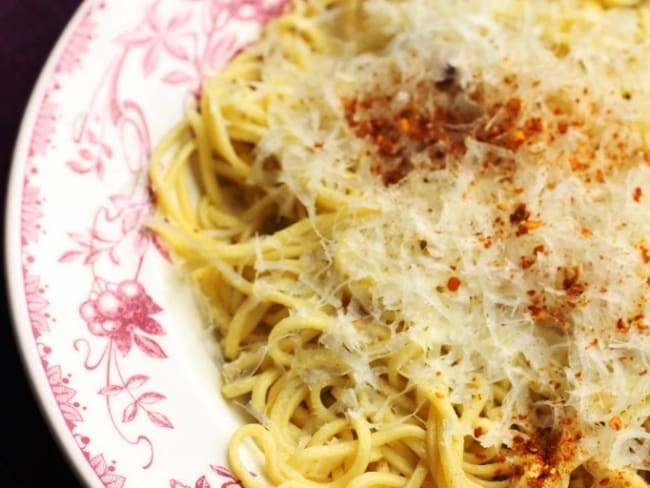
[6,1,285,486]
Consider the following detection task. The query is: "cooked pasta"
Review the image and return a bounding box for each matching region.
[149,0,650,486]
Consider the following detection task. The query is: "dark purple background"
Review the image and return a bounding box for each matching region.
[1,1,83,486]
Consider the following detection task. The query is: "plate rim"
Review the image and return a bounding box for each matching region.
[5,1,100,486]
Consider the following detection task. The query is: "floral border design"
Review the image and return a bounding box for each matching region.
[16,0,286,486]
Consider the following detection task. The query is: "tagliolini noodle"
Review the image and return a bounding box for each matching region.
[149,0,650,486]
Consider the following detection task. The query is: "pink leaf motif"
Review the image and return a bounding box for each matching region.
[167,9,192,30]
[109,98,122,125]
[66,160,94,174]
[101,142,113,159]
[114,333,133,356]
[222,481,244,488]
[60,403,84,423]
[98,384,124,396]
[84,249,103,265]
[146,3,163,31]
[68,232,90,246]
[164,39,191,61]
[136,392,166,405]
[195,476,211,488]
[52,384,76,404]
[91,219,117,238]
[125,374,149,389]
[147,410,173,429]
[122,402,138,423]
[58,250,83,263]
[115,30,155,47]
[90,454,108,475]
[46,365,62,384]
[96,159,106,178]
[143,44,161,77]
[23,274,41,294]
[170,481,192,488]
[211,464,253,486]
[211,466,231,477]
[137,316,164,335]
[208,34,237,70]
[80,148,94,160]
[162,70,194,84]
[100,472,126,488]
[142,294,163,315]
[134,334,167,358]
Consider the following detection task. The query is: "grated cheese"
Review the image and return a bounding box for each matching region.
[245,0,650,474]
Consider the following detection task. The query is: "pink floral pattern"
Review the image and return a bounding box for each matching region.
[11,0,286,486]
[171,465,247,488]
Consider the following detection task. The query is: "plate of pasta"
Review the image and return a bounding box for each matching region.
[8,0,650,486]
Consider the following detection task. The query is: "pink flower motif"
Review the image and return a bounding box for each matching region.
[79,280,165,357]
[117,3,194,77]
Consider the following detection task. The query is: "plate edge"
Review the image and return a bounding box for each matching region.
[4,1,107,486]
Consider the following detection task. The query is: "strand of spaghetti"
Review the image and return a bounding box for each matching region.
[186,110,225,206]
[148,125,194,224]
[221,345,268,383]
[343,471,408,487]
[164,140,199,228]
[463,445,500,464]
[148,214,336,264]
[276,10,330,53]
[229,423,284,487]
[314,186,360,212]
[462,460,515,479]
[220,96,268,126]
[387,341,423,386]
[227,122,267,144]
[244,413,373,487]
[223,297,271,359]
[306,382,346,423]
[459,384,488,434]
[268,377,310,447]
[426,390,483,488]
[586,461,649,488]
[387,439,421,469]
[200,88,252,178]
[471,478,511,488]
[307,418,349,446]
[221,375,259,398]
[216,55,263,82]
[188,268,232,330]
[378,445,418,476]
[197,198,243,231]
[250,368,282,413]
[267,314,332,344]
[291,424,426,463]
[279,32,315,70]
[404,461,428,488]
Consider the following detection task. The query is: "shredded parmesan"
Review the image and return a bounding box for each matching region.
[249,0,650,473]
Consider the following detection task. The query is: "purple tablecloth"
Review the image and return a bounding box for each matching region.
[1,1,82,485]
